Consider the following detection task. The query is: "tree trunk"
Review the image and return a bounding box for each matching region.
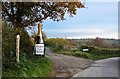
[16,35,20,63]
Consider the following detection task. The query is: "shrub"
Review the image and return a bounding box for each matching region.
[73,51,92,58]
[46,38,72,52]
[88,48,120,60]
[2,22,16,69]
[20,29,34,58]
[2,22,34,69]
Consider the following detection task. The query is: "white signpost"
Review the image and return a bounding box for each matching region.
[82,49,89,52]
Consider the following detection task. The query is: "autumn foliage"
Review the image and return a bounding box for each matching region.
[2,2,84,29]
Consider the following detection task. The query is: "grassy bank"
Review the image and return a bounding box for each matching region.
[46,38,120,60]
[60,48,120,60]
[2,57,53,77]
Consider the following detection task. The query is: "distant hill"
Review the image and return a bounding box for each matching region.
[68,38,120,47]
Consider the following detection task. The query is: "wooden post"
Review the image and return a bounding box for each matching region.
[16,35,20,63]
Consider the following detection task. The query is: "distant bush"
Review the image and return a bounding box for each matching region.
[46,38,72,52]
[2,22,34,69]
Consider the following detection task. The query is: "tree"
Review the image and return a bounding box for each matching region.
[92,37,106,48]
[2,2,84,29]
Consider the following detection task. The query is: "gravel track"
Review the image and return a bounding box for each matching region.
[45,48,94,77]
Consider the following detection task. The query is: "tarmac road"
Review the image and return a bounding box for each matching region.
[73,57,119,77]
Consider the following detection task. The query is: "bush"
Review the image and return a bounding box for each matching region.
[73,51,92,59]
[20,29,34,58]
[87,48,120,60]
[2,22,34,70]
[2,22,16,69]
[46,38,72,52]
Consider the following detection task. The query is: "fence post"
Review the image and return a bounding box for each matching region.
[16,35,20,63]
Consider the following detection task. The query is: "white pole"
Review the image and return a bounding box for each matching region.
[16,35,20,63]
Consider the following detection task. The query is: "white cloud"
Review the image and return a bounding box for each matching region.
[45,26,118,39]
[46,28,105,33]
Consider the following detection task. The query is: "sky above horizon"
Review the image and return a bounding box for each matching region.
[41,2,118,39]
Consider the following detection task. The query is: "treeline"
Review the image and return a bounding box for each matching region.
[69,37,120,48]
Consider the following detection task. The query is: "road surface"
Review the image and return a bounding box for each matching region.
[45,47,94,77]
[73,57,119,77]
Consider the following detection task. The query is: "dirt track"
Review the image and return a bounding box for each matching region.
[45,48,94,77]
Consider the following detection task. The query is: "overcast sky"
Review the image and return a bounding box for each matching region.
[41,2,118,39]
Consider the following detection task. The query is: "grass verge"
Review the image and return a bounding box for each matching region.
[54,48,120,60]
[2,57,53,77]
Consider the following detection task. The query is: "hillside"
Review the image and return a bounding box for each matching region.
[68,38,120,48]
